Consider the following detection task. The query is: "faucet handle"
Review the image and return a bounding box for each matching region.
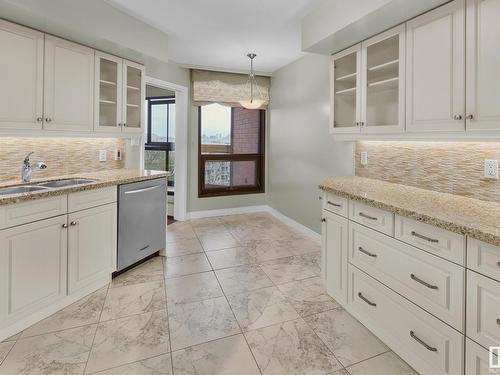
[24,151,35,163]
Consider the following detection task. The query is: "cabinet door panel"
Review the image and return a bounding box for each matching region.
[122,60,145,134]
[0,20,43,130]
[44,35,94,132]
[330,44,362,134]
[321,209,348,304]
[94,52,123,132]
[466,0,500,130]
[68,203,117,294]
[0,216,67,326]
[406,0,465,132]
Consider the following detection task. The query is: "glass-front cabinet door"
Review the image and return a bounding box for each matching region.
[94,52,122,132]
[361,24,405,133]
[330,44,362,134]
[122,60,145,133]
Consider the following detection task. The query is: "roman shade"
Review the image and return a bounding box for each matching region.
[191,69,270,108]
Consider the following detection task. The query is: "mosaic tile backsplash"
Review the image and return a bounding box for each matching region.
[355,141,500,202]
[0,137,126,181]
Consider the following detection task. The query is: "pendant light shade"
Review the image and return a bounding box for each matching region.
[240,53,266,109]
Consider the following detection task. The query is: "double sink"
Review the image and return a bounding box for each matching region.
[0,178,96,196]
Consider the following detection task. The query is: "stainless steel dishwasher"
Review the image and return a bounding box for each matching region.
[117,177,167,272]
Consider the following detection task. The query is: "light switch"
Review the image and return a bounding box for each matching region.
[484,159,498,180]
[360,151,368,166]
[99,150,107,162]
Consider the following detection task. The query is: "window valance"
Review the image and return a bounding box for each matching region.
[191,69,270,108]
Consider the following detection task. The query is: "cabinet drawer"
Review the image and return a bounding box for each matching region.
[68,186,117,212]
[395,215,465,265]
[322,193,348,217]
[0,196,67,230]
[349,200,394,236]
[467,270,500,350]
[466,338,498,375]
[349,222,465,331]
[347,265,464,375]
[467,238,500,282]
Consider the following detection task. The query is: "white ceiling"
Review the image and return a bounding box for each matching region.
[106,0,326,74]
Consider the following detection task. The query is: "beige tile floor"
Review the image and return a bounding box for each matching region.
[0,212,418,375]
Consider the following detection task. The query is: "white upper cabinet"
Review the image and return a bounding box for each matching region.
[95,52,123,132]
[0,20,44,130]
[94,54,144,134]
[406,0,465,132]
[361,25,406,133]
[43,35,94,132]
[122,60,145,134]
[330,44,362,133]
[466,0,500,131]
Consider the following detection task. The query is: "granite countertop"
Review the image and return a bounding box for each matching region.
[0,169,170,207]
[319,176,500,247]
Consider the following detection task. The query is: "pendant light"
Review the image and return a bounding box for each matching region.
[240,53,265,109]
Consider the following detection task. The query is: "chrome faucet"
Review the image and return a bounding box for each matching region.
[21,152,47,183]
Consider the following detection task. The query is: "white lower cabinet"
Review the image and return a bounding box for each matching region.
[348,265,464,375]
[0,215,68,326]
[466,270,500,350]
[466,338,498,375]
[321,209,348,304]
[349,221,465,331]
[0,188,118,340]
[68,203,117,294]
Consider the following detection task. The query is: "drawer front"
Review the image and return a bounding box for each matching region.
[68,186,117,212]
[347,265,464,375]
[395,215,465,265]
[467,238,500,282]
[349,200,394,236]
[467,270,500,350]
[0,196,67,230]
[322,193,348,217]
[349,222,465,331]
[466,338,498,375]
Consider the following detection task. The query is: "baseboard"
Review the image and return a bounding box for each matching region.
[187,205,269,219]
[187,205,321,244]
[266,206,321,244]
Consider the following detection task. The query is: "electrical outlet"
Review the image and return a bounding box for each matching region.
[360,151,368,166]
[484,159,499,180]
[99,150,107,162]
[114,149,122,161]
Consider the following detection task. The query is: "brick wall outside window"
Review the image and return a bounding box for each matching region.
[231,108,260,185]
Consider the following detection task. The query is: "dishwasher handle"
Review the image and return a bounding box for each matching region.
[124,184,163,195]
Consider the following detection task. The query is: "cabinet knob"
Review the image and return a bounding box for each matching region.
[320,218,326,222]
[466,114,474,120]
[45,117,52,122]
[70,221,78,226]
[36,117,43,122]
[62,223,68,228]
[453,114,462,120]
[123,123,127,127]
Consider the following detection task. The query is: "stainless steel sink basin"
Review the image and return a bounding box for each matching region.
[0,185,50,196]
[37,178,96,188]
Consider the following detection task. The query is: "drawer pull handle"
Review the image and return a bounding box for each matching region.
[497,318,500,327]
[411,274,438,290]
[411,231,439,243]
[358,246,377,258]
[410,330,437,352]
[358,292,376,307]
[328,201,342,207]
[359,212,377,221]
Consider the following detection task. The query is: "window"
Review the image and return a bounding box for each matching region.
[144,97,175,186]
[199,103,265,197]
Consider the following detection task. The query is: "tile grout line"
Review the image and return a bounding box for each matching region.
[195,219,263,375]
[161,255,175,375]
[83,281,111,375]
